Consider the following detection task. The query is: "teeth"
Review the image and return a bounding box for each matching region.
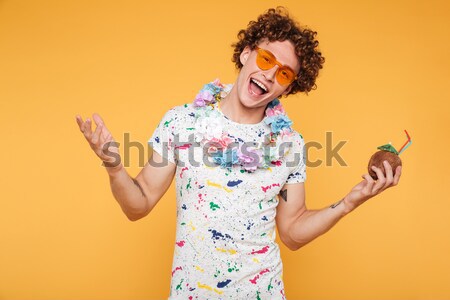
[251,78,267,92]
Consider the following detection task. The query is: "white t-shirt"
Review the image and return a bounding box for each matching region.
[149,100,306,300]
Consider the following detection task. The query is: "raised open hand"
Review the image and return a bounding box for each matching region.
[75,113,121,168]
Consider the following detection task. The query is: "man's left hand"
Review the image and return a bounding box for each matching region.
[342,160,402,214]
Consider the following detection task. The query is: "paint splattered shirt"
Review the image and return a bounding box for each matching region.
[148,101,306,300]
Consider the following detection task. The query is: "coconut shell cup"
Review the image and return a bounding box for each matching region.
[367,144,402,180]
[368,132,411,180]
[368,148,402,180]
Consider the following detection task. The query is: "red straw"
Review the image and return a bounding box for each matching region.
[397,130,411,154]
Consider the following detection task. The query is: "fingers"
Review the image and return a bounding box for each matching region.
[75,115,84,131]
[102,130,113,143]
[370,160,399,194]
[76,115,91,136]
[354,161,402,205]
[383,160,394,187]
[84,118,93,138]
[76,113,119,164]
[361,174,375,196]
[393,165,402,186]
[92,113,113,141]
[76,114,103,143]
[92,113,104,127]
[370,165,385,193]
[91,122,103,145]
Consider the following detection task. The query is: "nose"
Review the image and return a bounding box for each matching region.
[262,65,279,83]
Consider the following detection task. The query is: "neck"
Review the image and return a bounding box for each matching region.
[220,85,267,124]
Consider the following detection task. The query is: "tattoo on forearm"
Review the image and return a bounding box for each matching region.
[132,178,146,198]
[330,198,344,209]
[280,189,288,202]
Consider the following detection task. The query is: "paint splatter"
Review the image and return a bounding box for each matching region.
[182,204,187,210]
[261,183,281,193]
[206,180,233,193]
[272,160,282,166]
[197,282,223,295]
[197,193,205,203]
[250,246,269,255]
[172,266,182,277]
[209,202,220,211]
[249,269,270,284]
[163,119,173,127]
[268,278,273,291]
[208,229,233,243]
[180,167,188,178]
[261,216,268,221]
[186,178,192,190]
[227,261,240,273]
[176,278,184,290]
[213,269,221,278]
[216,247,237,255]
[227,179,243,187]
[176,240,185,247]
[195,265,204,272]
[217,279,232,288]
[175,143,192,150]
[246,220,255,230]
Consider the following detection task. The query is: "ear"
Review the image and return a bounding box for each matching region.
[239,46,252,66]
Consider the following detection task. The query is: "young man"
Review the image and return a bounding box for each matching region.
[76,7,401,299]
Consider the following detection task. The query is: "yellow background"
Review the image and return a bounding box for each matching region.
[1,0,449,299]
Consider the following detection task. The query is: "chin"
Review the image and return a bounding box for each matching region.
[238,94,265,109]
[238,85,264,107]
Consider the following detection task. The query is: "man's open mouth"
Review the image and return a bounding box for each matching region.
[249,78,268,95]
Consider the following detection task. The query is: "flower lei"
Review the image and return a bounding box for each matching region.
[193,79,294,173]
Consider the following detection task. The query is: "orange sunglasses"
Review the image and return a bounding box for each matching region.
[255,46,298,86]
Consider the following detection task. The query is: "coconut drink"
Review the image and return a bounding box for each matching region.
[368,130,411,180]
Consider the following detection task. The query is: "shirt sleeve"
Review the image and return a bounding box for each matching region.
[148,108,178,164]
[285,132,307,184]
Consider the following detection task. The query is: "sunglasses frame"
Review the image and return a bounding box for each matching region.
[254,46,298,86]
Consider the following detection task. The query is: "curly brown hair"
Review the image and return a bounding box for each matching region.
[232,7,325,95]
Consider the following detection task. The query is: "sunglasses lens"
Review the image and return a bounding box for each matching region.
[277,67,296,86]
[256,49,275,70]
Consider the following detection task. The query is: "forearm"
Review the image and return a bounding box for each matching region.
[105,164,149,220]
[289,197,350,249]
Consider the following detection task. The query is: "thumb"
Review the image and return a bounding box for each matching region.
[361,174,375,194]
